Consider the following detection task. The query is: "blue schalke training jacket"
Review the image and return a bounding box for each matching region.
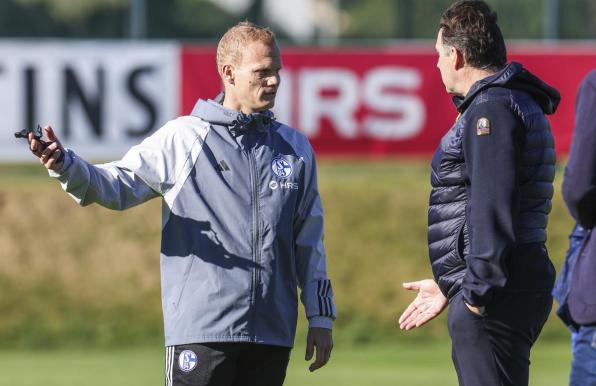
[50,97,336,347]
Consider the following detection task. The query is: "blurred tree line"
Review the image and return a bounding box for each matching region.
[341,0,596,40]
[1,0,596,41]
[0,0,238,40]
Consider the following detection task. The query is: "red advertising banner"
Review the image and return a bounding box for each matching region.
[182,45,596,156]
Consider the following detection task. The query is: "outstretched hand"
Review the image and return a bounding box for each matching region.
[398,279,448,330]
[28,126,65,171]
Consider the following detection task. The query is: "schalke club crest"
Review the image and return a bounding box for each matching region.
[271,156,293,179]
[179,350,198,373]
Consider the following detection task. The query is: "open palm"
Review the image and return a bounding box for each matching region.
[398,279,448,330]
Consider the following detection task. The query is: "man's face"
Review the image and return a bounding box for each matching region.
[435,29,457,95]
[230,41,282,113]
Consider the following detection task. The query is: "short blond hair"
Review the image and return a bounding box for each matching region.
[216,21,276,73]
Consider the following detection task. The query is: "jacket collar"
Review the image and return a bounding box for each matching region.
[191,92,275,137]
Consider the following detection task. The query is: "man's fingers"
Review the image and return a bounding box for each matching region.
[38,144,63,171]
[400,299,436,330]
[44,150,63,171]
[309,348,323,371]
[414,313,433,328]
[43,126,58,142]
[309,343,329,372]
[401,313,420,330]
[41,142,58,158]
[400,315,418,330]
[309,358,327,372]
[30,139,45,157]
[398,302,418,325]
[402,311,429,331]
[42,126,64,153]
[29,134,40,153]
[399,281,422,329]
[26,125,64,166]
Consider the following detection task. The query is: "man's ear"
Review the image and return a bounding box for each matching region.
[453,47,465,70]
[222,64,235,85]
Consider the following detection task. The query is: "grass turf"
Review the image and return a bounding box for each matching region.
[0,339,571,386]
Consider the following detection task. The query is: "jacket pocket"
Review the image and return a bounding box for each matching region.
[570,230,595,305]
[569,230,596,324]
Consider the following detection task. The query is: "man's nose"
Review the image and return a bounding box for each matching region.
[267,74,280,86]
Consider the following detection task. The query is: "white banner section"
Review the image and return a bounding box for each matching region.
[1,41,179,161]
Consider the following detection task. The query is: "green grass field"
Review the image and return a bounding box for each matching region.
[0,339,571,386]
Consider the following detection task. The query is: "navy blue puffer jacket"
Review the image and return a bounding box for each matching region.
[428,62,559,306]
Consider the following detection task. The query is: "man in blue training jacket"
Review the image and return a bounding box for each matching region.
[398,1,559,385]
[25,21,335,386]
[554,69,596,385]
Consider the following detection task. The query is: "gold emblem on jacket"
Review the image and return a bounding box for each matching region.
[476,117,491,136]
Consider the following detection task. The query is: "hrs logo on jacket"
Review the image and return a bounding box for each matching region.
[270,156,298,190]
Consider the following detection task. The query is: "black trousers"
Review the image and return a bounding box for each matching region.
[164,342,292,386]
[448,291,552,386]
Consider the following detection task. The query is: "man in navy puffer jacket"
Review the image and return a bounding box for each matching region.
[398,1,560,386]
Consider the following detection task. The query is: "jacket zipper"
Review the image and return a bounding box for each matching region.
[248,147,261,308]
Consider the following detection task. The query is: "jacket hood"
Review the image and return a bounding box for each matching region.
[454,61,560,115]
[190,92,275,135]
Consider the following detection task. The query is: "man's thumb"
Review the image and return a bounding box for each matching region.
[402,281,421,291]
[305,339,314,360]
